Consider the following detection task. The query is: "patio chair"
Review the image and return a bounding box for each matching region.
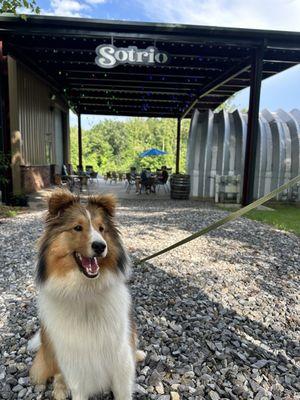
[60,165,72,190]
[77,165,84,175]
[86,165,98,179]
[61,164,80,192]
[125,173,136,193]
[156,170,169,193]
[105,172,111,183]
[111,171,118,184]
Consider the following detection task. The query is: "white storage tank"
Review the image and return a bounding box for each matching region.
[187,109,300,202]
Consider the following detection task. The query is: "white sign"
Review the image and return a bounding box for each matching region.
[95,44,169,69]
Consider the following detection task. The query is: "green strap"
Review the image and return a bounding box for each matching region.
[136,175,300,265]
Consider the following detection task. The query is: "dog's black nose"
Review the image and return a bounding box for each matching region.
[92,241,106,255]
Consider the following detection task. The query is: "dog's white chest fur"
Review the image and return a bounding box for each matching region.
[39,277,133,398]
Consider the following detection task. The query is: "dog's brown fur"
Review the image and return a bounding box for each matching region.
[30,189,145,395]
[30,326,59,384]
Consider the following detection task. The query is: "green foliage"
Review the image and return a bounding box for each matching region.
[216,94,249,114]
[0,0,40,17]
[0,205,22,218]
[7,209,17,217]
[215,94,249,113]
[70,118,190,174]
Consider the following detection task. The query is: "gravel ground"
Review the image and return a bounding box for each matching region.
[0,199,299,400]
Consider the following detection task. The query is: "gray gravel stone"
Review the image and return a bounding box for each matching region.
[208,390,220,400]
[1,200,299,399]
[149,370,162,386]
[251,360,269,369]
[12,384,24,392]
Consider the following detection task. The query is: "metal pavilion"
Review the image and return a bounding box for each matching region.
[0,15,300,204]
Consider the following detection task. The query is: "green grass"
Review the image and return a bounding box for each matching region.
[216,203,300,236]
[0,205,22,219]
[245,204,300,236]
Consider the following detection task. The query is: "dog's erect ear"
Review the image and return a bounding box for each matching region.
[88,194,117,217]
[47,189,78,217]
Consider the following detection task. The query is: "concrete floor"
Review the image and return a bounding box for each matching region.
[28,177,171,209]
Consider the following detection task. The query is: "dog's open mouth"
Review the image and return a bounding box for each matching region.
[74,252,100,278]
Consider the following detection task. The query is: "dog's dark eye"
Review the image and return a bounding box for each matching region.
[99,226,104,232]
[74,225,83,232]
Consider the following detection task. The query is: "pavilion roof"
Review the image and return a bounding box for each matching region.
[1,15,299,118]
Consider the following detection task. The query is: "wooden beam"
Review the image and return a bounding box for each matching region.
[0,22,267,48]
[181,58,251,118]
[77,109,179,117]
[70,84,193,92]
[65,77,211,87]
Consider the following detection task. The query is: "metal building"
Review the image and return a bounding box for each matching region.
[187,109,300,201]
[0,15,300,204]
[7,57,69,194]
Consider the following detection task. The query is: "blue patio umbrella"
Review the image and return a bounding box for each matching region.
[139,148,167,157]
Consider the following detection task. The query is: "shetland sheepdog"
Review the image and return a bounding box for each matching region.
[29,189,144,400]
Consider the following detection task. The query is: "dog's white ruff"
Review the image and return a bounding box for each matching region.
[38,270,135,400]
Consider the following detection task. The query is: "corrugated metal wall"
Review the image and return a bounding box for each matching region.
[8,57,22,193]
[17,63,55,165]
[7,57,70,193]
[187,109,300,201]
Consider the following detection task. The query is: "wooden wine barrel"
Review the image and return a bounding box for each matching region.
[170,174,190,199]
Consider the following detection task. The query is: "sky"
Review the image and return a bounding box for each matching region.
[29,0,300,128]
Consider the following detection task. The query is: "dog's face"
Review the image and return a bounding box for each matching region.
[37,189,126,284]
[57,205,108,278]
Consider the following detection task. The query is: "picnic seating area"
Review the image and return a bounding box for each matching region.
[124,166,171,195]
[60,165,173,197]
[103,167,171,194]
[42,163,173,201]
[54,163,99,193]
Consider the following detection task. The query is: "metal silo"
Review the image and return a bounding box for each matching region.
[187,109,300,202]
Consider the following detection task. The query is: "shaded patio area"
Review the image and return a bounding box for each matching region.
[27,176,173,209]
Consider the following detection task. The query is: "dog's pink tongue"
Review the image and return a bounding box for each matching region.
[81,256,98,273]
[90,257,99,273]
[81,256,92,269]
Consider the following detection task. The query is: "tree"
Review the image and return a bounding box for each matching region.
[70,118,190,175]
[215,94,238,113]
[0,0,40,17]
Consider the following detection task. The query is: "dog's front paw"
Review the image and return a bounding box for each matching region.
[52,374,68,400]
[53,386,68,400]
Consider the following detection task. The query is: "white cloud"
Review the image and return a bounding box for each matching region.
[137,0,300,32]
[41,0,107,18]
[85,0,107,4]
[16,7,34,14]
[44,0,90,17]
